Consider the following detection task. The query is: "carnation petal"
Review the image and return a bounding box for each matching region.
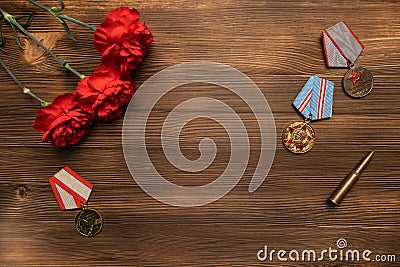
[105,7,134,22]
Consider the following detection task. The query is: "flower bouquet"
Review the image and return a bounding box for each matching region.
[0,1,153,147]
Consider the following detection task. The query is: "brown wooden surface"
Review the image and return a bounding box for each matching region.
[0,0,399,266]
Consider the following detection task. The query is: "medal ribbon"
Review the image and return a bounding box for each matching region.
[49,166,93,210]
[293,76,334,121]
[322,21,364,68]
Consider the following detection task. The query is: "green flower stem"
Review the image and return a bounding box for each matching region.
[28,0,96,31]
[56,13,96,31]
[0,7,85,79]
[0,58,51,106]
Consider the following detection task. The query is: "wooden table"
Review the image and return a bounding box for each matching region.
[1,1,399,266]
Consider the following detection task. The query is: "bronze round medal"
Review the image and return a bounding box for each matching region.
[75,207,103,237]
[343,66,373,98]
[282,121,315,154]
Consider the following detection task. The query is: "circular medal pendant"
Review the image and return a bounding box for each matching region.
[282,121,315,154]
[75,207,103,237]
[343,66,373,98]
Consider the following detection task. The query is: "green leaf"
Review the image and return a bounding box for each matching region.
[59,17,75,41]
[57,0,65,11]
[23,11,36,29]
[10,23,24,50]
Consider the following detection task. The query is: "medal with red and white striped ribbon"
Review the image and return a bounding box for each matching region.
[322,21,373,98]
[50,166,93,210]
[49,167,103,237]
[322,21,363,68]
[282,76,334,154]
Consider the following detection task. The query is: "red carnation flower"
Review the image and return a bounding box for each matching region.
[33,93,93,147]
[94,7,154,74]
[76,63,135,121]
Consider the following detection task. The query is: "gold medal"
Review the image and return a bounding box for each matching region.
[282,120,315,154]
[75,204,103,237]
[283,76,333,154]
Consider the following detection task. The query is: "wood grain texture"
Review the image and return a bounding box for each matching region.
[0,0,399,266]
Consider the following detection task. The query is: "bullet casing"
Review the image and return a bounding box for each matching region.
[328,151,375,206]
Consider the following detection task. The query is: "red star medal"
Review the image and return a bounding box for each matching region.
[348,69,364,86]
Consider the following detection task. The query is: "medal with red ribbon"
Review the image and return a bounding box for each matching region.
[49,166,103,237]
[322,21,373,98]
[282,76,334,154]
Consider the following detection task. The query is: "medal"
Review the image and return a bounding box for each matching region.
[282,120,315,154]
[75,204,103,237]
[322,21,373,98]
[49,166,103,237]
[282,76,334,154]
[343,66,373,98]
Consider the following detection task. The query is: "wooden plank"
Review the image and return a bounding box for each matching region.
[0,0,399,266]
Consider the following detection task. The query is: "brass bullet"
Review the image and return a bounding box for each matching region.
[328,151,375,206]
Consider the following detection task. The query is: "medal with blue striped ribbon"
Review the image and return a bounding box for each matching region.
[322,21,373,98]
[49,167,103,237]
[282,76,334,154]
